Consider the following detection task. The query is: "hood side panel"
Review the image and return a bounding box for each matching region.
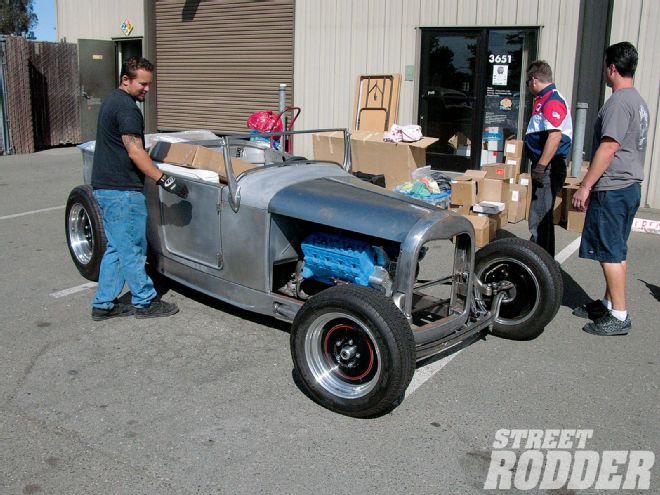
[269,177,434,242]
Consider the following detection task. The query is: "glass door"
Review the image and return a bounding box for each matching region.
[419,28,537,172]
[418,30,485,171]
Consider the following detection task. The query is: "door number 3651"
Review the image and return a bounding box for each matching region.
[489,54,512,64]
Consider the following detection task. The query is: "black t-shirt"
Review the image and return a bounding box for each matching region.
[91,89,145,190]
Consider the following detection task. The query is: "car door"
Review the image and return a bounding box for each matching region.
[158,176,223,269]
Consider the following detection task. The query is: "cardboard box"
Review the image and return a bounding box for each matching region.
[482,163,517,180]
[489,208,509,230]
[464,214,494,248]
[480,177,510,203]
[504,156,523,176]
[448,132,471,150]
[449,203,470,215]
[150,141,254,182]
[507,184,528,223]
[450,179,477,207]
[452,170,487,204]
[480,150,502,165]
[567,162,590,180]
[456,145,471,157]
[518,173,533,219]
[567,210,586,232]
[564,175,582,186]
[504,138,524,159]
[483,126,504,151]
[313,131,438,189]
[553,196,563,225]
[562,184,580,222]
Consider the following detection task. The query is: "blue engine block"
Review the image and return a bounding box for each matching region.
[300,232,386,287]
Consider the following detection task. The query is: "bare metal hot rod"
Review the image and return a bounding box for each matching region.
[65,129,562,418]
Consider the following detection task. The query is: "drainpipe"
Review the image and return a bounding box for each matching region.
[571,102,588,176]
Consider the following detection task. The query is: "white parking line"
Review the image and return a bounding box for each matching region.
[0,205,65,221]
[555,236,582,265]
[50,282,98,299]
[408,235,583,396]
[407,351,462,396]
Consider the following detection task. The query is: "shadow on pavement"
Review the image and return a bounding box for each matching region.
[639,279,660,302]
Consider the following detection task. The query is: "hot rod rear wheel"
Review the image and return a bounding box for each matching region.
[65,185,106,281]
[291,285,415,418]
[475,238,562,340]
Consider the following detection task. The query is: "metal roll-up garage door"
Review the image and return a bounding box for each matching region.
[155,0,294,133]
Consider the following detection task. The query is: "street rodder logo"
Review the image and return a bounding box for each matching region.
[484,429,655,490]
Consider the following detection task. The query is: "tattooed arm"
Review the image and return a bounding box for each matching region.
[122,134,163,182]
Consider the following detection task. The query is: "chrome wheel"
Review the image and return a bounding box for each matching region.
[68,203,94,265]
[304,312,382,399]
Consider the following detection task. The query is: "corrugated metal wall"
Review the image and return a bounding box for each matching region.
[154,0,294,133]
[56,0,144,42]
[609,0,659,208]
[294,0,581,157]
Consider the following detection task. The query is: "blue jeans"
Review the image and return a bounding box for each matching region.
[92,189,157,309]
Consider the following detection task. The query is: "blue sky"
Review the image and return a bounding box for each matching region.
[32,0,57,41]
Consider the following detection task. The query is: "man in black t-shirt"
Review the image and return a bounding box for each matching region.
[90,56,188,321]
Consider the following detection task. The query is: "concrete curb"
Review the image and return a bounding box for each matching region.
[632,217,660,235]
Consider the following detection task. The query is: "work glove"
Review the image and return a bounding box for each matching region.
[531,163,548,183]
[157,173,189,199]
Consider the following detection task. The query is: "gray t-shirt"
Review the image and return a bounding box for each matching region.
[591,87,649,191]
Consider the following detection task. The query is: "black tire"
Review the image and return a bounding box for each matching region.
[65,185,106,281]
[291,285,415,418]
[474,238,562,340]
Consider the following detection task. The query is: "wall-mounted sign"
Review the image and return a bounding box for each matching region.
[121,18,134,36]
[92,54,104,60]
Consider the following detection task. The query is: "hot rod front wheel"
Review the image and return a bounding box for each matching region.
[291,285,415,418]
[475,238,562,340]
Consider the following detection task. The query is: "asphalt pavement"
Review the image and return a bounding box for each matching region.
[0,147,658,494]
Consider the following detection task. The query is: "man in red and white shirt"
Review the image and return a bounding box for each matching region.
[524,60,573,256]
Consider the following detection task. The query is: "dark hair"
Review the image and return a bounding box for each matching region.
[120,56,154,80]
[526,60,553,83]
[605,42,638,78]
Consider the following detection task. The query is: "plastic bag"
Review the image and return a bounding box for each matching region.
[246,110,284,133]
[383,124,423,143]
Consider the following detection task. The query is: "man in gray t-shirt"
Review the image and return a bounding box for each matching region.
[590,87,649,191]
[571,42,649,336]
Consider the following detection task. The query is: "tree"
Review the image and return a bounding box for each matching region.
[0,0,37,38]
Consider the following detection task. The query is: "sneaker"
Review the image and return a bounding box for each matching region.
[91,304,135,321]
[572,300,609,320]
[582,313,631,336]
[135,299,179,319]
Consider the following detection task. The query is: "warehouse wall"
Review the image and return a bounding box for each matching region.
[56,0,144,42]
[609,0,660,208]
[293,0,581,158]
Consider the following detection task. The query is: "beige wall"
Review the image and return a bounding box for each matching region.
[56,0,144,43]
[294,0,581,157]
[293,0,659,208]
[608,0,659,207]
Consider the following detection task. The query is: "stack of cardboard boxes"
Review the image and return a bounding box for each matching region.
[450,137,528,247]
